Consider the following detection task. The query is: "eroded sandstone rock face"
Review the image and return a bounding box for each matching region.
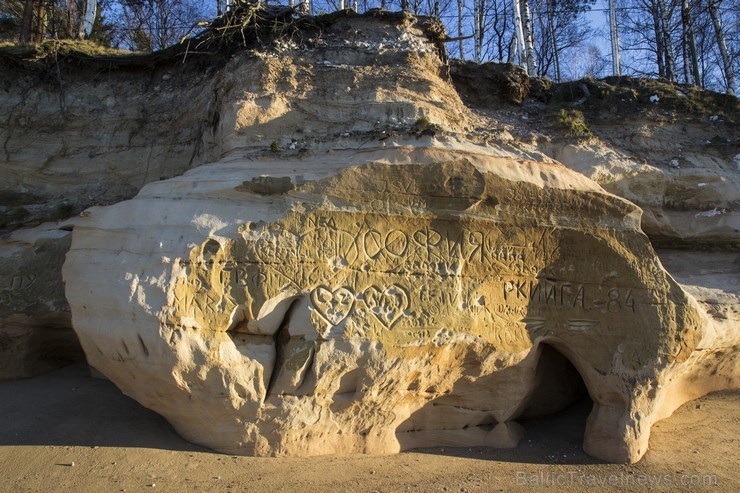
[0,222,84,379]
[63,146,735,463]
[544,141,739,249]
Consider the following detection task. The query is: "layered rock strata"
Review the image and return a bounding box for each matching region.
[544,140,739,249]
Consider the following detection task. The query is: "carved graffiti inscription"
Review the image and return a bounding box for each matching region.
[167,163,664,351]
[311,286,355,326]
[4,274,37,290]
[363,284,409,328]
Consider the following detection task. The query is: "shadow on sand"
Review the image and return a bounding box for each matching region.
[0,363,206,452]
[410,398,605,466]
[1,362,603,465]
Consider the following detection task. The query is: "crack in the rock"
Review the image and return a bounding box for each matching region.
[264,297,302,398]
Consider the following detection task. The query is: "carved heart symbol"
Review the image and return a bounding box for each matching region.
[310,286,355,326]
[363,284,409,329]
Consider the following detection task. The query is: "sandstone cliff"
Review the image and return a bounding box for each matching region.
[1,9,737,464]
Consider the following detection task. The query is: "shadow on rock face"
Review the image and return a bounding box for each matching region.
[396,343,594,462]
[408,400,600,466]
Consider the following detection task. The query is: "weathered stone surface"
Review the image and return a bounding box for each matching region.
[64,146,735,463]
[545,142,740,249]
[0,59,217,230]
[0,222,84,379]
[649,249,740,416]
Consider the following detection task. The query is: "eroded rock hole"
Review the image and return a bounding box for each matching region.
[516,344,593,451]
[201,239,221,269]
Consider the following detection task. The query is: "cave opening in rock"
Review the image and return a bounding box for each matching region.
[516,343,594,452]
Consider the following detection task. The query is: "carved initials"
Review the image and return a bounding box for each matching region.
[9,274,36,290]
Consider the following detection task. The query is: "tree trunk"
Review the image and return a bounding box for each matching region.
[651,3,665,78]
[609,0,621,76]
[680,0,700,85]
[32,0,47,43]
[66,0,76,38]
[20,0,34,43]
[479,0,487,62]
[658,0,677,81]
[512,0,527,72]
[457,0,465,60]
[507,34,517,64]
[707,0,736,95]
[473,0,482,62]
[520,0,537,75]
[474,0,479,62]
[79,0,98,39]
[548,0,560,82]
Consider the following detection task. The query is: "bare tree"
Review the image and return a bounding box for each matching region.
[456,0,465,60]
[564,42,609,79]
[473,0,486,62]
[113,0,209,51]
[513,0,527,70]
[619,0,679,79]
[548,0,561,81]
[657,0,677,80]
[680,0,700,84]
[482,0,514,62]
[609,0,621,75]
[532,0,592,81]
[520,0,537,74]
[707,0,736,94]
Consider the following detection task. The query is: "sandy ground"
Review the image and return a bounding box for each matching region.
[0,364,737,492]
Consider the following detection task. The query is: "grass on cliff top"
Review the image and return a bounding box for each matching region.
[543,76,739,124]
[0,39,131,59]
[0,40,151,71]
